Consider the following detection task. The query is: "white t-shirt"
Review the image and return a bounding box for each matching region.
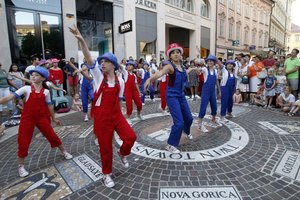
[14,85,52,104]
[201,67,218,83]
[90,62,125,106]
[279,93,295,103]
[276,75,287,85]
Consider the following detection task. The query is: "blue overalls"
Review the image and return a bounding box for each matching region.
[167,64,193,147]
[141,71,154,103]
[81,75,94,113]
[199,69,217,118]
[220,71,235,117]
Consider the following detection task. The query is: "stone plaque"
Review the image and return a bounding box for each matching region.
[160,186,242,200]
[274,150,300,181]
[73,154,103,181]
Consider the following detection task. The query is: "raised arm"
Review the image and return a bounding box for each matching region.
[0,94,15,105]
[144,64,173,91]
[69,25,93,67]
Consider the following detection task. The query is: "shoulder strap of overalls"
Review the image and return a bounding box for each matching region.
[168,63,177,87]
[90,74,107,118]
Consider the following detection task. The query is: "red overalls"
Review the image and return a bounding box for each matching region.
[18,85,62,158]
[160,74,169,110]
[124,72,142,117]
[92,75,136,174]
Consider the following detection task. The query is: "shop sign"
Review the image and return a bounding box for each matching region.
[119,20,132,34]
[227,49,234,54]
[232,40,239,46]
[135,0,157,10]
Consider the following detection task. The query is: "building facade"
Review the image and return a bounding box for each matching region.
[0,0,217,70]
[269,0,293,55]
[287,23,300,52]
[216,0,273,59]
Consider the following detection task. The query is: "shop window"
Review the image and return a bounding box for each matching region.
[201,0,209,18]
[76,0,113,55]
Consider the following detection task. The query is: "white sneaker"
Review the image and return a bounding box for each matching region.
[220,117,229,123]
[165,144,180,154]
[212,119,223,127]
[152,99,155,102]
[94,139,99,146]
[63,151,73,160]
[127,118,132,125]
[198,125,208,133]
[84,114,89,122]
[162,110,168,115]
[118,151,129,168]
[103,174,115,188]
[18,165,29,177]
[142,103,145,106]
[137,114,144,121]
[184,132,193,140]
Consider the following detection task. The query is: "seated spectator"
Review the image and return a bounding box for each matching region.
[252,85,265,107]
[233,89,243,104]
[276,86,295,113]
[288,92,300,116]
[72,93,82,112]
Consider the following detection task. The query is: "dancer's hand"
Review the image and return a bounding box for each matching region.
[69,25,84,41]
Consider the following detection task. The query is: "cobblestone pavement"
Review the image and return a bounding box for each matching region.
[0,98,300,200]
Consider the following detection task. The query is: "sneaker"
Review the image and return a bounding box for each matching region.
[212,119,223,127]
[127,118,133,125]
[184,132,193,140]
[152,99,155,102]
[103,174,115,188]
[263,105,268,109]
[195,95,201,99]
[220,117,229,123]
[18,165,29,177]
[63,151,73,160]
[137,114,144,121]
[226,113,234,118]
[165,144,180,154]
[118,151,129,168]
[84,114,89,122]
[142,103,145,106]
[94,138,99,146]
[198,124,208,133]
[162,110,168,115]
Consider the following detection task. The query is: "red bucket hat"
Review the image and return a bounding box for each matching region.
[166,43,183,57]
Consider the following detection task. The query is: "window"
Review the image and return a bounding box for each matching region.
[264,33,268,47]
[245,6,250,18]
[287,37,290,43]
[295,34,300,42]
[219,19,225,37]
[252,31,256,45]
[201,0,209,18]
[259,33,263,46]
[236,0,241,14]
[166,0,194,12]
[236,24,241,40]
[229,0,234,10]
[244,29,249,45]
[228,22,234,40]
[252,9,257,21]
[260,12,264,23]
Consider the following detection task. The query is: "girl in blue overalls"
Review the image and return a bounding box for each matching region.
[140,62,155,104]
[220,60,236,123]
[144,43,193,153]
[198,55,221,133]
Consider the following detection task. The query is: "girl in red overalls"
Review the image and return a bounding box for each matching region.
[120,61,143,122]
[159,61,169,113]
[0,67,72,178]
[70,26,136,188]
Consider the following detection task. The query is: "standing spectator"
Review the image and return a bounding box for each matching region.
[196,58,205,97]
[24,57,39,80]
[187,60,199,101]
[237,57,250,102]
[263,69,277,109]
[284,48,300,96]
[277,56,286,68]
[49,58,65,107]
[262,50,276,70]
[249,56,264,95]
[64,57,79,97]
[274,67,287,102]
[0,62,13,121]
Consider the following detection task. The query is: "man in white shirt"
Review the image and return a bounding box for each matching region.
[24,57,39,80]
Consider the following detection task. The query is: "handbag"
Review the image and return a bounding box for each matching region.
[257,68,267,79]
[241,75,249,84]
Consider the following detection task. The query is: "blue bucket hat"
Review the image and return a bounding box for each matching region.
[205,55,217,64]
[97,52,119,70]
[29,66,49,80]
[126,60,136,68]
[225,60,236,67]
